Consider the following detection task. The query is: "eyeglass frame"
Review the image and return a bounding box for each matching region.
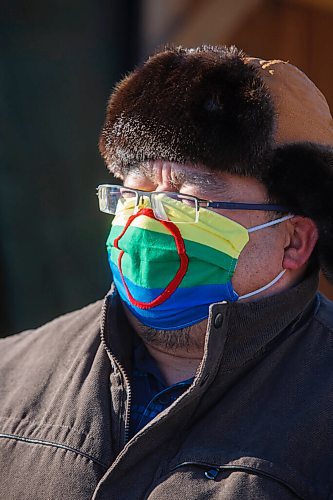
[96,184,292,222]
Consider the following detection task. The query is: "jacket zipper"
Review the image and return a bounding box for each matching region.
[170,461,304,499]
[99,295,132,446]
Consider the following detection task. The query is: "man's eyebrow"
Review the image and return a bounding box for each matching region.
[110,162,154,181]
[181,171,232,199]
[182,171,217,187]
[122,163,153,180]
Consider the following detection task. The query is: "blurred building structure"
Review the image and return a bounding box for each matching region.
[1,0,332,336]
[1,0,140,335]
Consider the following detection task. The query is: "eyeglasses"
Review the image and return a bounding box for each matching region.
[97,184,291,224]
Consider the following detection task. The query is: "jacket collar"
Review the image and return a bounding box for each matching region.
[103,272,319,380]
[202,271,319,376]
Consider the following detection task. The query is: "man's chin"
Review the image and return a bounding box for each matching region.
[136,325,193,351]
[124,307,207,352]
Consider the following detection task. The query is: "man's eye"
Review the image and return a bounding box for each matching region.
[180,198,196,207]
[120,189,136,199]
[163,193,197,208]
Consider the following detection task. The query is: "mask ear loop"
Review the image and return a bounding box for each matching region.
[248,214,294,233]
[238,269,286,300]
[238,214,293,300]
[238,214,294,300]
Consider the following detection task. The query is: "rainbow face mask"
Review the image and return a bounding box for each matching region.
[106,196,291,330]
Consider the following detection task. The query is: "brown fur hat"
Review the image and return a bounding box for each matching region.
[99,45,333,283]
[99,46,275,176]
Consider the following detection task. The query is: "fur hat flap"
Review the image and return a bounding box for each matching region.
[266,143,333,282]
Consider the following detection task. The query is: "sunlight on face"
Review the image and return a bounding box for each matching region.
[123,161,271,229]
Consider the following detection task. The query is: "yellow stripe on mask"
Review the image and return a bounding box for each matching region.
[112,196,249,258]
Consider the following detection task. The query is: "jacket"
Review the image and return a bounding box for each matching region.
[0,273,333,499]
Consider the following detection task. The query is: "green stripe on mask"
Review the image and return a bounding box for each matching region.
[107,225,236,289]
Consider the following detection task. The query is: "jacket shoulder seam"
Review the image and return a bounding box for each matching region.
[314,296,333,334]
[313,314,333,334]
[0,432,108,469]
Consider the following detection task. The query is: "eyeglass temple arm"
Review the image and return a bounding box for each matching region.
[203,201,292,212]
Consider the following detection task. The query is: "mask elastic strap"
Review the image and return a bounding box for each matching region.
[238,269,286,301]
[248,214,294,233]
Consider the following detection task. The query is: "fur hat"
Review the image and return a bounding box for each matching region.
[99,45,333,282]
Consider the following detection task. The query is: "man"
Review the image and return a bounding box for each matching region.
[0,45,333,499]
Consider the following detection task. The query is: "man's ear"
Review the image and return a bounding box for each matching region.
[283,217,318,270]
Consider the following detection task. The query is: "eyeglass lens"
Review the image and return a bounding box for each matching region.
[98,186,198,223]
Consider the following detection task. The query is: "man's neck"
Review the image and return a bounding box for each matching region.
[144,342,203,386]
[125,309,207,386]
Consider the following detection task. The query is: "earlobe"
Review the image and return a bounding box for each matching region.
[283,217,318,270]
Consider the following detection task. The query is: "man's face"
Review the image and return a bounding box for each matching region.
[121,160,289,300]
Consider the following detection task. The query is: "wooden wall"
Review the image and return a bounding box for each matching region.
[229,0,333,109]
[228,0,333,298]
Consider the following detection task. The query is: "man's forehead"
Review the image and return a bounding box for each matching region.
[120,160,268,201]
[124,161,227,188]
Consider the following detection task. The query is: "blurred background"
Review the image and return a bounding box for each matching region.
[1,0,333,336]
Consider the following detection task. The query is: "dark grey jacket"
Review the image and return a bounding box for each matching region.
[1,274,333,499]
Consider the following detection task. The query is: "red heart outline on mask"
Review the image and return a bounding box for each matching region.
[113,208,189,309]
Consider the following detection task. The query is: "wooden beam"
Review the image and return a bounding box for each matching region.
[170,0,263,46]
[289,0,333,12]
